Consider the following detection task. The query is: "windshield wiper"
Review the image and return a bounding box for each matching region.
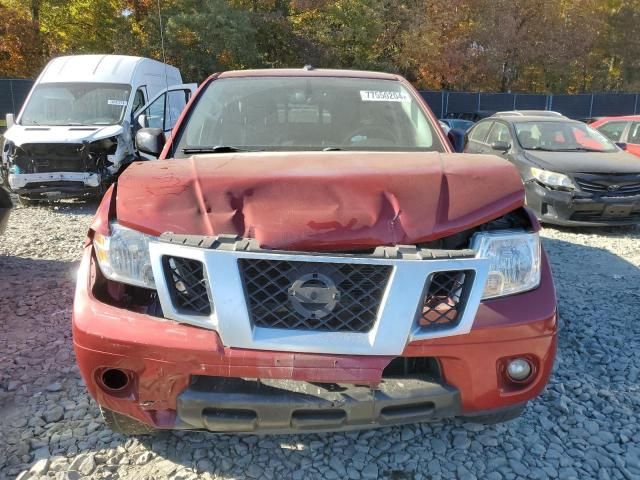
[323,147,343,151]
[182,146,258,154]
[555,147,605,152]
[525,146,558,152]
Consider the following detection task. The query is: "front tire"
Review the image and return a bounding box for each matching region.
[99,406,157,435]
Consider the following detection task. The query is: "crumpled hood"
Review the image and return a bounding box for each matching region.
[524,149,640,174]
[4,124,124,146]
[116,152,524,251]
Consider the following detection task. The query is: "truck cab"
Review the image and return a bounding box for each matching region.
[2,54,195,204]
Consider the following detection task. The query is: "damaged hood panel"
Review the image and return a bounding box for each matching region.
[4,124,124,146]
[116,152,524,250]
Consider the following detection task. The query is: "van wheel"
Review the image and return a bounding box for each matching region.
[99,406,157,435]
[17,195,39,207]
[462,404,526,424]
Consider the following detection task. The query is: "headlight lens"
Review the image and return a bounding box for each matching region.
[530,167,575,190]
[473,231,541,299]
[93,223,156,289]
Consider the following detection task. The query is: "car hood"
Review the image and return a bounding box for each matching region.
[116,151,524,251]
[523,149,640,174]
[4,124,125,146]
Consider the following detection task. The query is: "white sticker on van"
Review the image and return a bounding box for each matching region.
[107,99,127,106]
[360,90,410,102]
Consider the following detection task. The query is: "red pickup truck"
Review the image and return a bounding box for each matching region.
[73,68,557,434]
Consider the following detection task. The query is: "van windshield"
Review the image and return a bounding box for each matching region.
[174,76,443,155]
[20,83,131,126]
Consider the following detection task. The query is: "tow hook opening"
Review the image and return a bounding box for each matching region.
[98,368,134,396]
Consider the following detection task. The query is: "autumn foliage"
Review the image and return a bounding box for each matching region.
[2,0,640,93]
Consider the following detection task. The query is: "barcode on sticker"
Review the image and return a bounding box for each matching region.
[360,90,410,102]
[107,99,127,106]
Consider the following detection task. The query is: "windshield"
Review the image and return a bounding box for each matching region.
[514,121,618,153]
[174,76,443,156]
[20,83,131,126]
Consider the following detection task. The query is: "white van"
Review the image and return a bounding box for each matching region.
[2,54,196,204]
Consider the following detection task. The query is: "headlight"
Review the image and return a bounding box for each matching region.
[93,223,156,289]
[530,167,575,190]
[473,231,541,299]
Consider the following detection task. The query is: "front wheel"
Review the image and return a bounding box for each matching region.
[99,406,157,435]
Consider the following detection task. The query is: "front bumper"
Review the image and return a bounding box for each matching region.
[178,376,460,433]
[525,181,640,226]
[73,245,557,432]
[9,172,100,197]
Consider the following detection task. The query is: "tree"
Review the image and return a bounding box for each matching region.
[0,3,47,77]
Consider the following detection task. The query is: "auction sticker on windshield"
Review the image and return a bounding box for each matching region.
[107,99,128,106]
[360,90,410,102]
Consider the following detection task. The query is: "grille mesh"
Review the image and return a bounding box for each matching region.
[163,257,211,315]
[240,259,391,333]
[575,177,640,196]
[419,271,471,330]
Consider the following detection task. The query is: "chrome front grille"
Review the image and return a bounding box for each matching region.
[149,237,490,356]
[239,259,392,333]
[575,174,640,196]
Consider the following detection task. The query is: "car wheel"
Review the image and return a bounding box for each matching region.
[99,406,157,435]
[462,404,526,424]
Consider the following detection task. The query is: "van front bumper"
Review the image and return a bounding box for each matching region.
[73,246,557,432]
[9,172,101,196]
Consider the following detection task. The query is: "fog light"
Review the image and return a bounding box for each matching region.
[506,358,532,381]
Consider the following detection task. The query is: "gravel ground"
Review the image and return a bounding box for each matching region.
[1,201,639,480]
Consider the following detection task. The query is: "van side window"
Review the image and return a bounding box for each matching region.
[142,89,192,132]
[164,90,190,131]
[131,88,146,114]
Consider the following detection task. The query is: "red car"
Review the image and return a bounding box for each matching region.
[592,115,640,157]
[73,68,557,434]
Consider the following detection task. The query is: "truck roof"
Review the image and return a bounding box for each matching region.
[217,68,402,81]
[38,55,180,85]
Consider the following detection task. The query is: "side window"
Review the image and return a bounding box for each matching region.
[597,121,627,142]
[144,94,166,129]
[628,122,640,143]
[164,90,190,131]
[469,121,492,142]
[141,89,191,132]
[486,122,511,145]
[131,87,146,114]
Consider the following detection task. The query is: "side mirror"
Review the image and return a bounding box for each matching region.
[491,141,510,153]
[447,128,466,153]
[5,113,15,129]
[135,128,165,157]
[137,114,148,129]
[615,142,627,150]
